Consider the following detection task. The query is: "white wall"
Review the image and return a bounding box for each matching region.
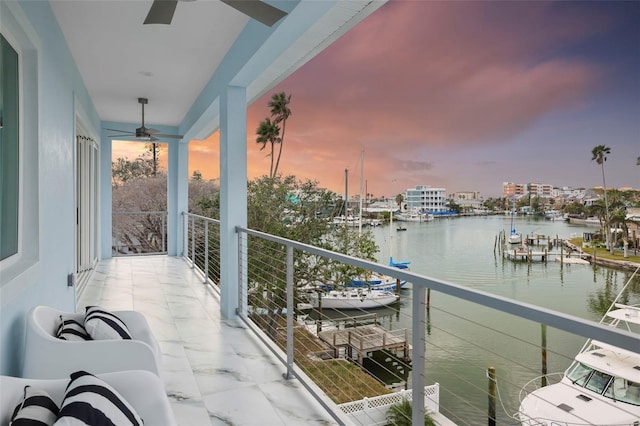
[0,1,100,375]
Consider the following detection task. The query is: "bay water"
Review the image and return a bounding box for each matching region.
[361,215,640,425]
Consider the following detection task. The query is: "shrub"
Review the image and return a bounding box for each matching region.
[386,400,436,426]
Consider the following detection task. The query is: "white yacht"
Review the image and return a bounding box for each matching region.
[518,303,640,425]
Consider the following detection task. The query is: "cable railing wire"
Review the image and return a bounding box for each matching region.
[181,212,640,425]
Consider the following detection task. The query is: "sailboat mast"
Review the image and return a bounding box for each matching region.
[389,194,393,265]
[344,168,348,217]
[511,199,516,234]
[358,150,364,235]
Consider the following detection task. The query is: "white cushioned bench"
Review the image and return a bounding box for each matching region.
[22,305,162,379]
[0,371,176,425]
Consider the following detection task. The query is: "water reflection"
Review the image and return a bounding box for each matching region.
[588,269,640,318]
[363,217,640,423]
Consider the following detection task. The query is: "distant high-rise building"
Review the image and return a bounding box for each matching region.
[503,181,555,198]
[502,182,526,197]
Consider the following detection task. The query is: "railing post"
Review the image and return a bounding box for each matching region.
[190,215,195,268]
[285,245,294,379]
[238,230,248,316]
[113,213,119,257]
[204,221,209,284]
[412,285,426,426]
[181,213,186,257]
[162,213,166,253]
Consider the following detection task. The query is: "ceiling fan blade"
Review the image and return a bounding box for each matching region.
[144,0,178,25]
[105,128,134,134]
[155,133,184,139]
[220,0,287,27]
[145,128,160,134]
[107,135,137,139]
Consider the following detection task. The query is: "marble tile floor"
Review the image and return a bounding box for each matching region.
[78,256,340,426]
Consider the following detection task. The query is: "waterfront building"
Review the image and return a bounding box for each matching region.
[451,191,481,200]
[449,191,484,213]
[551,186,587,198]
[406,185,447,212]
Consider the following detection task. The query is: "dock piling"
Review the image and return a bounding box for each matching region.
[488,366,496,426]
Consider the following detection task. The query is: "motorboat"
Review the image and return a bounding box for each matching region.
[332,215,361,227]
[544,210,564,221]
[518,303,640,425]
[306,289,400,310]
[366,218,382,227]
[394,210,433,222]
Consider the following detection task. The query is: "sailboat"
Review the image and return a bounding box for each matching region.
[508,200,522,245]
[307,288,400,310]
[329,152,409,292]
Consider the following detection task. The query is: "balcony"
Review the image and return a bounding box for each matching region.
[78,255,341,425]
[81,212,640,425]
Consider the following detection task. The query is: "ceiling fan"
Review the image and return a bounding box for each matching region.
[144,0,287,27]
[106,98,184,141]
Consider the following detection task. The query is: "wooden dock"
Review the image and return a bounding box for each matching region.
[555,256,590,265]
[317,324,409,364]
[503,247,550,262]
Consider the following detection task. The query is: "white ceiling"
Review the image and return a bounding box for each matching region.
[51,0,250,127]
[49,0,387,137]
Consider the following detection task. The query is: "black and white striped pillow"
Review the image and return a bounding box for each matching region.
[56,316,91,341]
[84,306,132,340]
[54,371,143,426]
[10,385,59,426]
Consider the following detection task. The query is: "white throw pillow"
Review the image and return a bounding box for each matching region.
[10,385,59,426]
[84,306,132,340]
[56,315,92,341]
[54,371,143,426]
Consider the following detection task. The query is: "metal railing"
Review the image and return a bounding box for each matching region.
[112,211,167,256]
[182,212,640,425]
[182,213,221,285]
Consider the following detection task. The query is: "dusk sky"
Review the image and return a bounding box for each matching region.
[115,0,640,199]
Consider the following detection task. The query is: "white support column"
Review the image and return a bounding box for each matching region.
[99,132,112,259]
[167,140,189,256]
[219,85,247,319]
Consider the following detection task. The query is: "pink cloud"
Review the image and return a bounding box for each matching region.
[188,1,617,197]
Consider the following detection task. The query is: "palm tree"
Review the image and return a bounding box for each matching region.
[591,145,612,253]
[145,142,161,176]
[395,193,404,210]
[256,118,280,178]
[268,92,292,178]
